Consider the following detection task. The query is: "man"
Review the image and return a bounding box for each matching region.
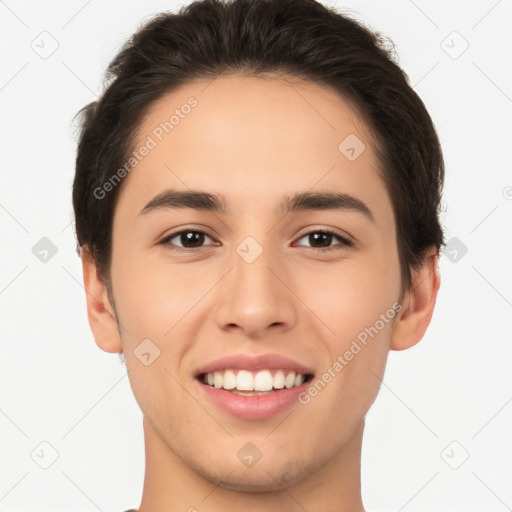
[73,0,444,510]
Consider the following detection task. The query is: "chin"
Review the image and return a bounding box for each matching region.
[192,455,314,493]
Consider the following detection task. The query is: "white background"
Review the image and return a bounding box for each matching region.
[1,1,511,511]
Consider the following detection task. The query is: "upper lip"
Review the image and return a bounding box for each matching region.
[195,353,315,377]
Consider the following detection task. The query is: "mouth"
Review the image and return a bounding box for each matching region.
[195,368,315,420]
[194,353,316,420]
[197,369,315,396]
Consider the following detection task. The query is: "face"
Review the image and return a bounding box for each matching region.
[108,74,403,491]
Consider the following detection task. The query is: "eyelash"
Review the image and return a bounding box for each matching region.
[159,229,353,253]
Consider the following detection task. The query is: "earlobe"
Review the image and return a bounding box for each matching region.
[390,248,441,351]
[80,245,123,353]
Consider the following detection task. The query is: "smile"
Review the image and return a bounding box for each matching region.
[200,369,314,394]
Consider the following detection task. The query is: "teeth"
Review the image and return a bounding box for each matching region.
[285,372,295,389]
[254,370,273,391]
[202,369,308,391]
[273,370,285,389]
[213,371,223,389]
[236,370,254,391]
[222,369,236,390]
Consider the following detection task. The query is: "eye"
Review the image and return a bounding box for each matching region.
[160,229,217,252]
[294,229,353,252]
[160,228,353,253]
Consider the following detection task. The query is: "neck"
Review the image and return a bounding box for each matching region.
[137,416,365,512]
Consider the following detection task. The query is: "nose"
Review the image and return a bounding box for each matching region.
[214,240,298,338]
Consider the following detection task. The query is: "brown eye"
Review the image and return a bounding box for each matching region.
[295,230,352,251]
[161,230,216,251]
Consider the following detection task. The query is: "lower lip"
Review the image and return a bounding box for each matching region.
[196,379,311,421]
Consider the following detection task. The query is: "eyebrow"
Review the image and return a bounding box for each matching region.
[138,188,375,222]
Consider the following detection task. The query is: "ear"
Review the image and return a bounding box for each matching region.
[390,247,441,351]
[80,245,123,353]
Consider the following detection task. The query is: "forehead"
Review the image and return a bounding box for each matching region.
[117,73,388,219]
[137,73,375,157]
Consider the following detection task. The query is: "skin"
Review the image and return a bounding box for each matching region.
[81,73,440,511]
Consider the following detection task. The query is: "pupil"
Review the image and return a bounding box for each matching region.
[311,232,331,247]
[182,231,203,247]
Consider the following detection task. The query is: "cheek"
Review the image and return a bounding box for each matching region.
[111,249,213,340]
[294,253,400,338]
[294,255,399,401]
[113,258,204,424]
